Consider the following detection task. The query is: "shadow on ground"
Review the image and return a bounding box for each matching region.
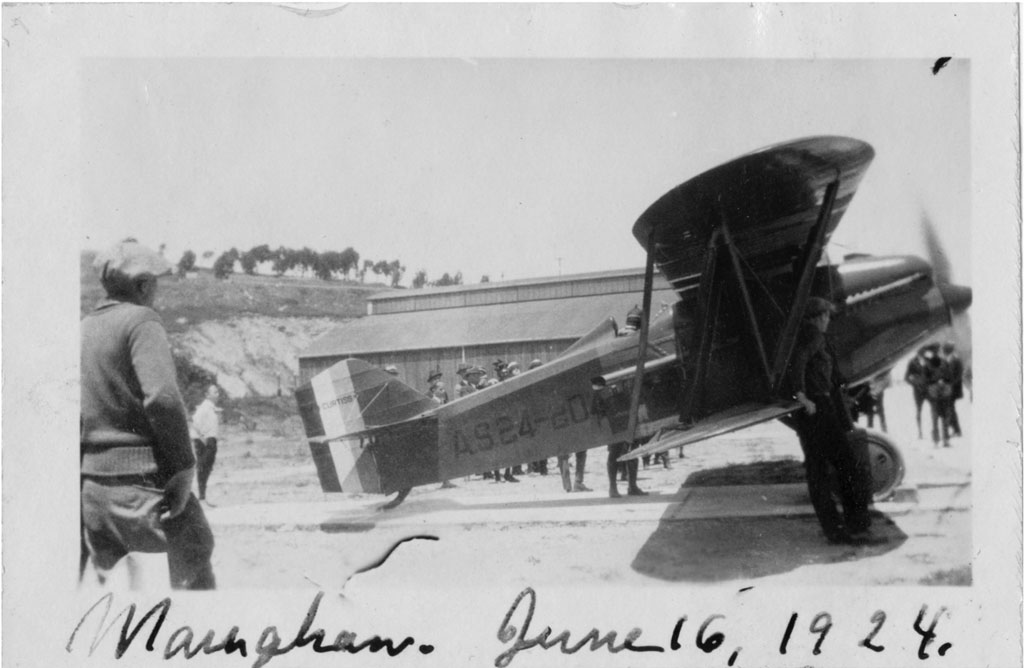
[318,489,674,531]
[631,461,907,582]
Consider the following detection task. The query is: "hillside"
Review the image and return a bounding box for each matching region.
[81,251,392,399]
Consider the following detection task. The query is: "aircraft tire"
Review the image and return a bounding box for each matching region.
[863,429,905,501]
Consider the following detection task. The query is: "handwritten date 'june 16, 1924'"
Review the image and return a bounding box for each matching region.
[496,587,954,667]
[69,586,954,667]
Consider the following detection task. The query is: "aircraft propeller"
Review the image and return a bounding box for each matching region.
[920,209,972,370]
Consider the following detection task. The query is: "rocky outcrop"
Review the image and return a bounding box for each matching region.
[171,317,339,398]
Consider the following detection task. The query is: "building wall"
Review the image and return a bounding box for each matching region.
[298,339,577,389]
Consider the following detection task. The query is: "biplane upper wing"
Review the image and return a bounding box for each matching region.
[633,136,875,297]
[619,400,802,462]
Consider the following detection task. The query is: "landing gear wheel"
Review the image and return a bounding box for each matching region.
[864,430,905,501]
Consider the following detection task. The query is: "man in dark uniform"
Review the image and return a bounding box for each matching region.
[922,347,953,447]
[904,348,929,439]
[790,297,880,546]
[81,240,215,588]
[941,341,964,437]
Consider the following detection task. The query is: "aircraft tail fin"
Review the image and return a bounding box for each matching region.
[296,359,437,441]
[296,359,438,493]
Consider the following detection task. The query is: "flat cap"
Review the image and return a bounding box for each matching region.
[94,239,172,278]
[805,297,836,317]
[427,370,443,383]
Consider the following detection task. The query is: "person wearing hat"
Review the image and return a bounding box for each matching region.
[80,239,215,589]
[454,363,478,399]
[425,369,456,489]
[789,296,880,546]
[426,369,448,405]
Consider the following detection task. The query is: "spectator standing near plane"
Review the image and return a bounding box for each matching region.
[488,361,520,483]
[941,341,964,437]
[904,349,929,439]
[427,369,456,489]
[191,385,221,503]
[80,239,215,589]
[790,297,880,546]
[922,347,953,447]
[603,307,647,497]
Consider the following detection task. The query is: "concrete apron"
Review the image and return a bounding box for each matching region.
[205,480,969,532]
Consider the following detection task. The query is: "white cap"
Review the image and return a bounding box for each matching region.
[94,239,172,278]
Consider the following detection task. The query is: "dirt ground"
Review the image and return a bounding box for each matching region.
[187,385,971,591]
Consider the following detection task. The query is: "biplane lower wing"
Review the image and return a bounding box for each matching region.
[619,400,801,461]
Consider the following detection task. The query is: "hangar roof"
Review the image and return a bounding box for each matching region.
[300,288,679,359]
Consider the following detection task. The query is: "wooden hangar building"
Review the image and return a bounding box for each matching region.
[298,268,677,391]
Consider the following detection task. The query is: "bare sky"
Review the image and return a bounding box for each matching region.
[80,56,971,284]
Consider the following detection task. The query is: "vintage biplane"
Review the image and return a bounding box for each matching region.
[296,136,972,507]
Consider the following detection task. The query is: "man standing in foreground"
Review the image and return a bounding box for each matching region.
[790,297,881,546]
[192,385,221,503]
[81,239,215,589]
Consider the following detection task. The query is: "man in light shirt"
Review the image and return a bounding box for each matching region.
[192,385,221,503]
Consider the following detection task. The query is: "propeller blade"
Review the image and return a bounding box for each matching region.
[921,209,953,284]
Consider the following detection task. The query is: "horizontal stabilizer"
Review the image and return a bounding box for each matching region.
[620,401,800,461]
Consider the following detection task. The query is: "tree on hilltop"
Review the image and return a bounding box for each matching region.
[360,259,374,282]
[213,248,240,279]
[177,250,197,277]
[433,271,463,287]
[314,250,344,280]
[239,251,258,275]
[337,247,360,279]
[297,247,318,277]
[411,269,428,288]
[388,260,405,287]
[271,246,295,276]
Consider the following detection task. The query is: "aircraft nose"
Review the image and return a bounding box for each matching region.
[938,282,972,313]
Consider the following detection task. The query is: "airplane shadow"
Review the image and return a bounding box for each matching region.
[318,487,673,531]
[631,462,908,583]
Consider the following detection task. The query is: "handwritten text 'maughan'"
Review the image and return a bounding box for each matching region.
[66,591,434,667]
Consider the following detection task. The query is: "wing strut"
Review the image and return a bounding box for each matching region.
[625,225,657,445]
[769,177,841,393]
[720,210,774,388]
[679,231,723,423]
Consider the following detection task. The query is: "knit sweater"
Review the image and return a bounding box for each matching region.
[81,298,195,479]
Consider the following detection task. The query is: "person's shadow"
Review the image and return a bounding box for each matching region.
[631,461,907,582]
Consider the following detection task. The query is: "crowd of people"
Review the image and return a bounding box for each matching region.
[904,341,966,448]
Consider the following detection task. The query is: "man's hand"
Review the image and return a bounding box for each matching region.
[796,392,817,416]
[161,467,196,521]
